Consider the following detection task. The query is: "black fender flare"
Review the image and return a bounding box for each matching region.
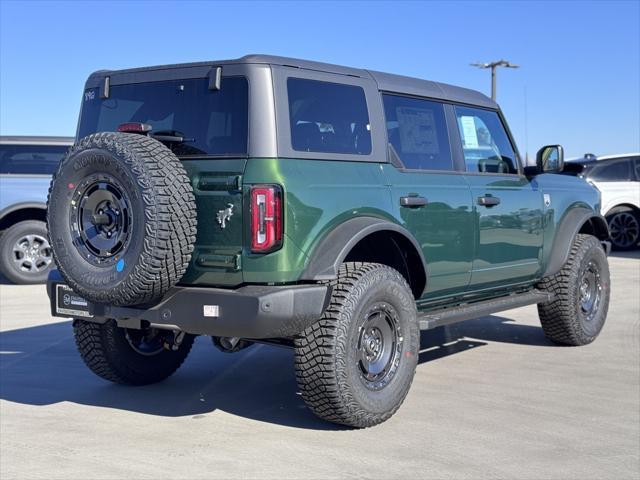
[543,207,610,277]
[300,216,428,282]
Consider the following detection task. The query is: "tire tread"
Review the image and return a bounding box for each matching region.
[47,133,197,306]
[294,262,417,428]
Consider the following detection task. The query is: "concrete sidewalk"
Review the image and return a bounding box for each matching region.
[1,252,638,479]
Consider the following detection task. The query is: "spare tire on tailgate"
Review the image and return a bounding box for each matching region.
[47,132,197,306]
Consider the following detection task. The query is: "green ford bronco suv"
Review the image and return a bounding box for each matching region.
[46,55,611,428]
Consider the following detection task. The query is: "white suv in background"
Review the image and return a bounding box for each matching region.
[563,153,640,250]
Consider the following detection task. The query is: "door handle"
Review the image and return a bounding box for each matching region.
[400,196,428,207]
[477,195,501,207]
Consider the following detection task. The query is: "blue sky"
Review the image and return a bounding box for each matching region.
[1,0,638,160]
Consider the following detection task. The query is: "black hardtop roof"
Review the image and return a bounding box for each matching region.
[86,54,498,109]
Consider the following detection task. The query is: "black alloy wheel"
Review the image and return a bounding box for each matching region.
[70,174,132,267]
[608,210,639,250]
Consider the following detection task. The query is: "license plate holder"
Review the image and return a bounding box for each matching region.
[55,284,93,318]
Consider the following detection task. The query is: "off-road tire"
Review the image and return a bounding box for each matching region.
[294,262,419,428]
[0,220,53,284]
[73,319,195,385]
[537,234,610,345]
[47,132,197,306]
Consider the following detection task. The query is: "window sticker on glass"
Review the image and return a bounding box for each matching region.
[84,89,96,102]
[460,116,479,149]
[395,107,440,154]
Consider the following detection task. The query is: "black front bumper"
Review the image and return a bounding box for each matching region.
[47,270,331,339]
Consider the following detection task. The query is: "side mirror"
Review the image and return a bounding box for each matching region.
[536,145,564,173]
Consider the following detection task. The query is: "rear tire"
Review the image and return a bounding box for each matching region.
[537,234,610,346]
[73,319,194,385]
[0,220,53,284]
[294,262,419,428]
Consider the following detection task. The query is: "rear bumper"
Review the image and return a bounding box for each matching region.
[46,270,331,339]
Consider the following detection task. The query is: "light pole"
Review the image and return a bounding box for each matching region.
[470,60,519,101]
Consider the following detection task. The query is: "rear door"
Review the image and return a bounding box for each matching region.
[453,105,544,289]
[381,94,474,300]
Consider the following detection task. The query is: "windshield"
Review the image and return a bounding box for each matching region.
[78,77,248,157]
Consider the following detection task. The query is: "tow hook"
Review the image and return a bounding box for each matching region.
[164,330,186,351]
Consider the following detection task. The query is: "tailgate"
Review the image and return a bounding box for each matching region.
[180,158,246,286]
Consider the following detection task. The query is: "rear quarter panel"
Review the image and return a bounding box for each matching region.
[241,157,393,284]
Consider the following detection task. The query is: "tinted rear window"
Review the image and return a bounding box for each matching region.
[78,77,248,157]
[0,144,69,174]
[288,78,371,155]
[383,94,452,171]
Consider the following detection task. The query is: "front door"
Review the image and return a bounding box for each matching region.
[453,105,544,289]
[382,94,474,300]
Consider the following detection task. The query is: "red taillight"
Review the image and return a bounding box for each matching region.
[251,185,283,253]
[117,122,152,133]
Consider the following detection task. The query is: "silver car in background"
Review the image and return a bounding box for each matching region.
[0,136,73,283]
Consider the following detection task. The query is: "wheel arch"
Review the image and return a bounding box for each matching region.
[604,202,640,216]
[0,202,47,231]
[299,216,428,298]
[543,207,610,277]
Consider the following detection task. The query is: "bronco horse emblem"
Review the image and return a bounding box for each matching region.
[216,203,234,229]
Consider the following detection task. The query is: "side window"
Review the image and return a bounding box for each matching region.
[634,157,640,180]
[382,94,453,171]
[454,106,518,174]
[588,160,631,182]
[287,78,371,155]
[0,145,68,174]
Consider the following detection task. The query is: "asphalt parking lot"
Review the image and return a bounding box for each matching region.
[0,252,638,480]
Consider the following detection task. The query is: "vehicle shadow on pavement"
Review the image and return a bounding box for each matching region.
[419,315,553,364]
[0,316,552,429]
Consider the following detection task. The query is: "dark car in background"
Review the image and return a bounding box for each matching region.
[0,136,73,283]
[563,153,640,250]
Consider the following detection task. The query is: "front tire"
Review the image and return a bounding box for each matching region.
[294,262,419,428]
[73,319,194,385]
[537,234,610,346]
